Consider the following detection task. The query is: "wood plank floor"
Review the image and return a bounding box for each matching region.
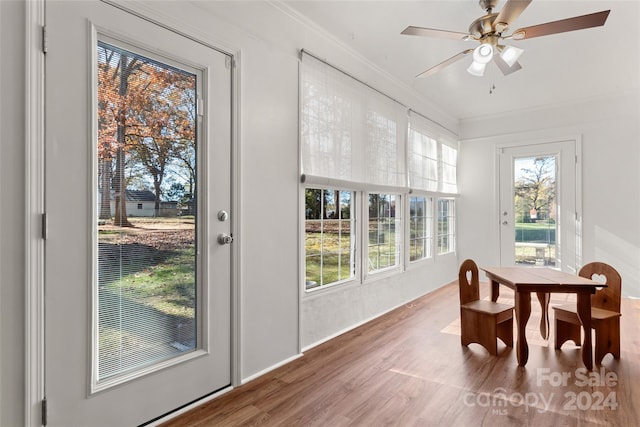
[161,283,640,426]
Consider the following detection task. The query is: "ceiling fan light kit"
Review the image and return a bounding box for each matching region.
[467,60,487,77]
[473,44,494,64]
[498,45,524,67]
[468,43,494,76]
[401,0,610,80]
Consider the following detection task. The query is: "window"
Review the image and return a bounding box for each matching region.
[368,193,401,273]
[305,188,355,289]
[408,111,457,260]
[300,52,459,291]
[409,196,432,262]
[96,41,198,381]
[437,199,456,255]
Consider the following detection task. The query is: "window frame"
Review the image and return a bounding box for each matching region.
[92,35,207,392]
[436,197,457,256]
[303,186,359,293]
[406,192,434,265]
[364,191,403,280]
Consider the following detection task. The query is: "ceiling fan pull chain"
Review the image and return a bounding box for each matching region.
[489,63,496,94]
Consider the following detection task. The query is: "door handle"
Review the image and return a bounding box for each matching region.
[502,221,508,226]
[218,233,233,245]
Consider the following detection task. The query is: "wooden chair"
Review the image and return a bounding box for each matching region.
[459,259,513,355]
[553,262,622,364]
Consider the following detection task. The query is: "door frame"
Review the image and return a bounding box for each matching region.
[495,133,583,273]
[25,1,242,425]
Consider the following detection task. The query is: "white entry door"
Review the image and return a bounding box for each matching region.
[498,140,580,272]
[45,1,232,425]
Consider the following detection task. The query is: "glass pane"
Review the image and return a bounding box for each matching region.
[97,41,198,381]
[513,156,557,266]
[304,188,354,289]
[368,193,400,272]
[409,196,432,262]
[437,199,455,254]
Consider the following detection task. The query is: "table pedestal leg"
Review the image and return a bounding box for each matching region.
[576,292,593,370]
[536,292,550,340]
[515,291,531,366]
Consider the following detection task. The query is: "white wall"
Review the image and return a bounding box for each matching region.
[458,90,640,298]
[176,2,462,356]
[302,257,458,347]
[1,2,26,426]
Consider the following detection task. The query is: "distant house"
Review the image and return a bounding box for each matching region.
[106,189,157,217]
[98,189,183,218]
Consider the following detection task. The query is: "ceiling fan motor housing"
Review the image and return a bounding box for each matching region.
[469,13,499,39]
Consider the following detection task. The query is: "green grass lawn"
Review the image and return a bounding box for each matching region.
[305,232,353,286]
[305,227,401,286]
[515,221,556,243]
[514,222,556,265]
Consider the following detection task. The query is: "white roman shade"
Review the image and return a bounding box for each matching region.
[408,110,458,194]
[300,52,408,191]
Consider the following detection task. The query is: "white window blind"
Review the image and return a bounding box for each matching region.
[408,111,458,194]
[301,52,407,189]
[96,41,198,383]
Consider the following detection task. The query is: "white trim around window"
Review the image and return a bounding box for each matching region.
[363,191,404,281]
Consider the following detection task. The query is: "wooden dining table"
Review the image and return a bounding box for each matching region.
[480,266,604,370]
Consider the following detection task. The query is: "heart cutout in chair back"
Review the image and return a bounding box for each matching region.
[591,273,607,284]
[466,270,473,284]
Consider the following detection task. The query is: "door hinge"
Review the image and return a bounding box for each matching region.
[225,55,232,70]
[42,25,48,54]
[42,398,48,426]
[41,213,48,240]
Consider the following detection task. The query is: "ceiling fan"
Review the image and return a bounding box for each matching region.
[401,0,610,78]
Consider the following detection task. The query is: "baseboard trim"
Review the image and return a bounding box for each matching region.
[144,386,234,427]
[241,352,304,385]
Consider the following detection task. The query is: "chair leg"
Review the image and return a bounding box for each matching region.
[594,318,621,364]
[497,317,513,348]
[555,318,581,349]
[482,321,498,356]
[460,311,474,348]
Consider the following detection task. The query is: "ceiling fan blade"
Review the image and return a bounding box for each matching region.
[416,49,473,78]
[511,10,610,40]
[494,54,522,76]
[494,0,533,29]
[401,26,469,41]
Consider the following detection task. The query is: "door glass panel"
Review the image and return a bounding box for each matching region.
[513,156,557,266]
[96,41,198,381]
